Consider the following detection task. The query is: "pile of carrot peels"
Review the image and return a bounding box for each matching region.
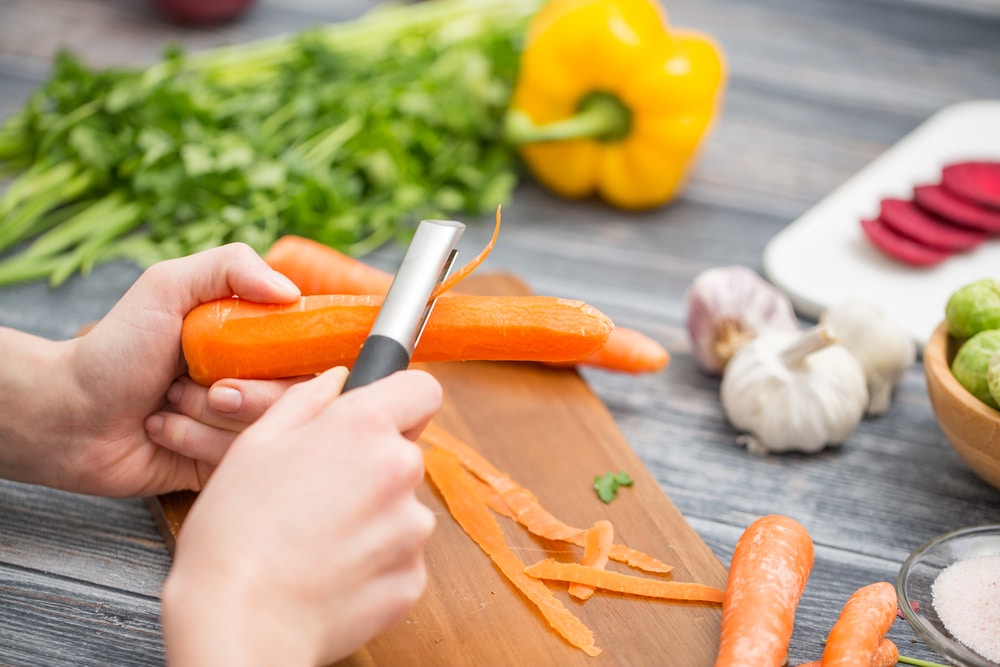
[419,421,725,657]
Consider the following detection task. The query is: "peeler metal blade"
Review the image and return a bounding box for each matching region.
[342,219,465,392]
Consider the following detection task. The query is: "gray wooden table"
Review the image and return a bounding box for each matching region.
[2,0,999,665]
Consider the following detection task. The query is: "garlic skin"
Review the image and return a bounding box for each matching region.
[820,300,916,416]
[720,325,868,455]
[686,265,801,376]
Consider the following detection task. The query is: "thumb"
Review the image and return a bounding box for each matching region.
[139,243,301,319]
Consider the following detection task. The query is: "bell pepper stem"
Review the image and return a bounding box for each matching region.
[504,92,632,145]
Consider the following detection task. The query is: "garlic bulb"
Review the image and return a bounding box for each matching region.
[720,325,868,455]
[686,265,801,375]
[820,300,916,416]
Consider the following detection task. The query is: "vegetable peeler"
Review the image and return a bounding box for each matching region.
[342,219,465,392]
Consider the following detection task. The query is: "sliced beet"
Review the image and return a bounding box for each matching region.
[878,198,987,251]
[860,217,951,267]
[912,184,1000,233]
[941,160,1000,211]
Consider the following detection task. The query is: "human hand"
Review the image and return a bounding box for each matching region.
[49,243,301,496]
[161,367,442,667]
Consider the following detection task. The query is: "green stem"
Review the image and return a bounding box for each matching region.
[897,655,951,667]
[145,0,542,85]
[503,92,632,145]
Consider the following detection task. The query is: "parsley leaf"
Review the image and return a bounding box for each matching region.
[594,471,634,504]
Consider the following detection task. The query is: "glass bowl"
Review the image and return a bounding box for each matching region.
[897,525,1000,667]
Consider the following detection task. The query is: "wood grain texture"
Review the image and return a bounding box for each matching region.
[146,273,728,665]
[1,0,1000,665]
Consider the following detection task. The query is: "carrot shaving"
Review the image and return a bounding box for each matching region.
[525,559,725,604]
[423,447,601,657]
[569,520,614,601]
[420,422,673,574]
[430,204,502,299]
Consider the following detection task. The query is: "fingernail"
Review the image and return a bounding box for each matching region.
[146,414,164,437]
[268,270,300,295]
[166,381,184,405]
[209,386,243,414]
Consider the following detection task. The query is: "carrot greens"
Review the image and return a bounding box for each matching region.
[0,0,542,287]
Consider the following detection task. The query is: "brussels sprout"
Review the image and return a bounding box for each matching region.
[946,278,1000,339]
[952,330,1000,408]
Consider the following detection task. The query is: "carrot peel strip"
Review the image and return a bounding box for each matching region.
[420,422,673,574]
[569,520,615,601]
[525,559,725,604]
[430,204,502,299]
[423,447,601,657]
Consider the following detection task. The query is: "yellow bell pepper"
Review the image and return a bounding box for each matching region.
[504,0,726,210]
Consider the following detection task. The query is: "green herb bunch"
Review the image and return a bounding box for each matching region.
[0,0,542,287]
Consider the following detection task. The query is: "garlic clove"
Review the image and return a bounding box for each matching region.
[686,265,800,376]
[820,300,917,416]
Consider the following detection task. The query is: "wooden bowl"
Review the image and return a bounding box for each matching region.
[924,321,1000,491]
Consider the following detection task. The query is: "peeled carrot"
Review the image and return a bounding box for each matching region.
[714,514,815,667]
[182,294,613,385]
[568,519,614,601]
[420,421,674,574]
[819,582,898,667]
[423,447,602,657]
[263,234,669,374]
[525,559,725,604]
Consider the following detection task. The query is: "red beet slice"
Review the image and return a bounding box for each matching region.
[913,184,1000,233]
[860,217,951,267]
[941,160,1000,211]
[878,198,987,251]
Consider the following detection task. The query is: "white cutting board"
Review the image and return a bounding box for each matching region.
[763,100,1000,350]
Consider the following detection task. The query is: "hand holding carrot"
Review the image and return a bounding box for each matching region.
[0,243,305,496]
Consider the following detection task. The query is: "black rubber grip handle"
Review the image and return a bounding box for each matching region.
[342,335,411,392]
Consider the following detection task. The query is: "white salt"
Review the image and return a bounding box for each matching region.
[931,553,1000,663]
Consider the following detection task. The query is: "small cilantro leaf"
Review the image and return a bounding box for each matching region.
[593,471,634,504]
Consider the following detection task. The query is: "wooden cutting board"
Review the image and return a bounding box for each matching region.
[146,272,727,666]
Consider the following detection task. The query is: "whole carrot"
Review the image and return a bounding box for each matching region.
[264,234,669,374]
[714,514,815,667]
[182,293,614,385]
[819,582,898,667]
[797,637,899,667]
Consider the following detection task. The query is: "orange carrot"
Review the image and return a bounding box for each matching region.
[264,233,669,374]
[796,637,899,667]
[869,637,899,667]
[423,447,601,657]
[420,421,673,574]
[264,235,393,296]
[525,559,725,604]
[182,294,613,385]
[714,514,815,667]
[819,582,898,667]
[550,326,670,374]
[569,519,614,601]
